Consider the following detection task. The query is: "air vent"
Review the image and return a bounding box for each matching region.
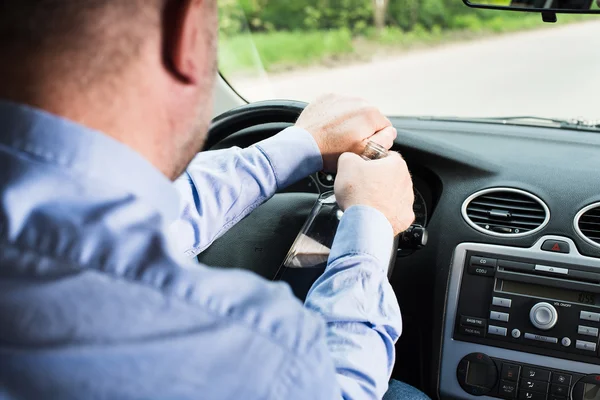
[462,188,550,237]
[575,203,600,248]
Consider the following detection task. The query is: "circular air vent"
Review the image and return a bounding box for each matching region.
[575,202,600,249]
[462,188,550,237]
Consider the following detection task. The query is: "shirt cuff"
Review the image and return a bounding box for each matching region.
[255,126,323,190]
[328,205,394,270]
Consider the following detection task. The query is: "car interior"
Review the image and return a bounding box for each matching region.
[199,1,600,399]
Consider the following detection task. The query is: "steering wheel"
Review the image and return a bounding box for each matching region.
[196,100,399,301]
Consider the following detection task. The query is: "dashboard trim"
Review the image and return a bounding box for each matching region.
[440,236,600,400]
[461,187,551,238]
[574,202,600,250]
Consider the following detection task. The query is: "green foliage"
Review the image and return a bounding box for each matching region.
[219,29,354,76]
[419,0,448,29]
[219,0,374,35]
[220,0,597,36]
[219,0,246,35]
[388,0,420,31]
[323,0,373,32]
[218,0,596,75]
[450,14,484,31]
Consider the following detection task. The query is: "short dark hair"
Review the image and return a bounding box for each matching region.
[0,1,165,75]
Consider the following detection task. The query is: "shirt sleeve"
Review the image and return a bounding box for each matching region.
[304,205,403,400]
[169,127,323,257]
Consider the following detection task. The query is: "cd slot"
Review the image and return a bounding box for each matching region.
[497,259,535,273]
[568,270,600,284]
[497,259,600,285]
[496,269,600,295]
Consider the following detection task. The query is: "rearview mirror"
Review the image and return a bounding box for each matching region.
[464,0,600,19]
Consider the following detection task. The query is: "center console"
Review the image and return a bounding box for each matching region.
[440,236,600,400]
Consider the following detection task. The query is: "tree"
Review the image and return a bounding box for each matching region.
[373,0,389,34]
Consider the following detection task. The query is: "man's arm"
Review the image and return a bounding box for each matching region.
[169,94,411,398]
[305,206,402,399]
[170,126,322,257]
[171,94,397,258]
[303,148,415,399]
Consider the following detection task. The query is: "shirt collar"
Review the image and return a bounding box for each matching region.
[0,100,180,222]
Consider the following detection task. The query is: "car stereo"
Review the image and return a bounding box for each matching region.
[440,236,600,399]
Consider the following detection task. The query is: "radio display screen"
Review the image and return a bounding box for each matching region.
[500,280,598,306]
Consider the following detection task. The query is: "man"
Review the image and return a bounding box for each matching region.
[0,1,423,399]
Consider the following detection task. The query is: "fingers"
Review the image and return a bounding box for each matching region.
[338,151,363,166]
[368,126,397,150]
[379,151,410,174]
[368,107,393,132]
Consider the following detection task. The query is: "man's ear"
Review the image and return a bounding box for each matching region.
[163,0,205,84]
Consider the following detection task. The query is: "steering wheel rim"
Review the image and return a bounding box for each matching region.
[198,101,399,300]
[204,100,308,150]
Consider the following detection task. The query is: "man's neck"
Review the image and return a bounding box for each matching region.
[0,67,175,180]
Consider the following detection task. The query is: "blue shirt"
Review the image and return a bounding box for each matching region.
[0,101,402,400]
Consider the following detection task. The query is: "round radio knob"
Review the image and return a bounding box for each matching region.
[529,302,558,330]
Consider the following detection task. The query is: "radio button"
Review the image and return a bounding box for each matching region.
[520,378,549,393]
[459,326,485,337]
[534,308,553,325]
[580,311,600,322]
[551,372,572,386]
[550,384,569,397]
[512,329,521,339]
[518,390,546,400]
[524,333,559,344]
[470,256,497,268]
[468,264,495,277]
[578,325,599,337]
[501,363,521,382]
[535,265,569,275]
[575,340,597,352]
[561,337,571,347]
[522,367,551,382]
[530,302,558,330]
[460,316,486,328]
[498,380,518,399]
[493,297,512,308]
[488,325,507,336]
[490,311,510,322]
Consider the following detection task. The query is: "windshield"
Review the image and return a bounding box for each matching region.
[218,1,600,121]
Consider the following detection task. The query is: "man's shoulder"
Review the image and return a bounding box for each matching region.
[0,152,331,399]
[0,151,325,354]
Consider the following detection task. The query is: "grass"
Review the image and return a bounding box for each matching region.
[219,13,596,77]
[219,29,354,77]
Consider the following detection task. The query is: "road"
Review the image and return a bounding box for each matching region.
[234,21,600,120]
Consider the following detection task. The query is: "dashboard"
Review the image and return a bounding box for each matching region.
[388,117,600,400]
[207,117,600,399]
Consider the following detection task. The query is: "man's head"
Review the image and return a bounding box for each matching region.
[0,0,218,179]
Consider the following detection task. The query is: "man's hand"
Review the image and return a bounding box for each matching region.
[295,94,397,171]
[334,152,415,236]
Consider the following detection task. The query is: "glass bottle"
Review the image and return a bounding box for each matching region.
[282,141,388,269]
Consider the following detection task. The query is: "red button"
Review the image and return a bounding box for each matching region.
[541,240,570,254]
